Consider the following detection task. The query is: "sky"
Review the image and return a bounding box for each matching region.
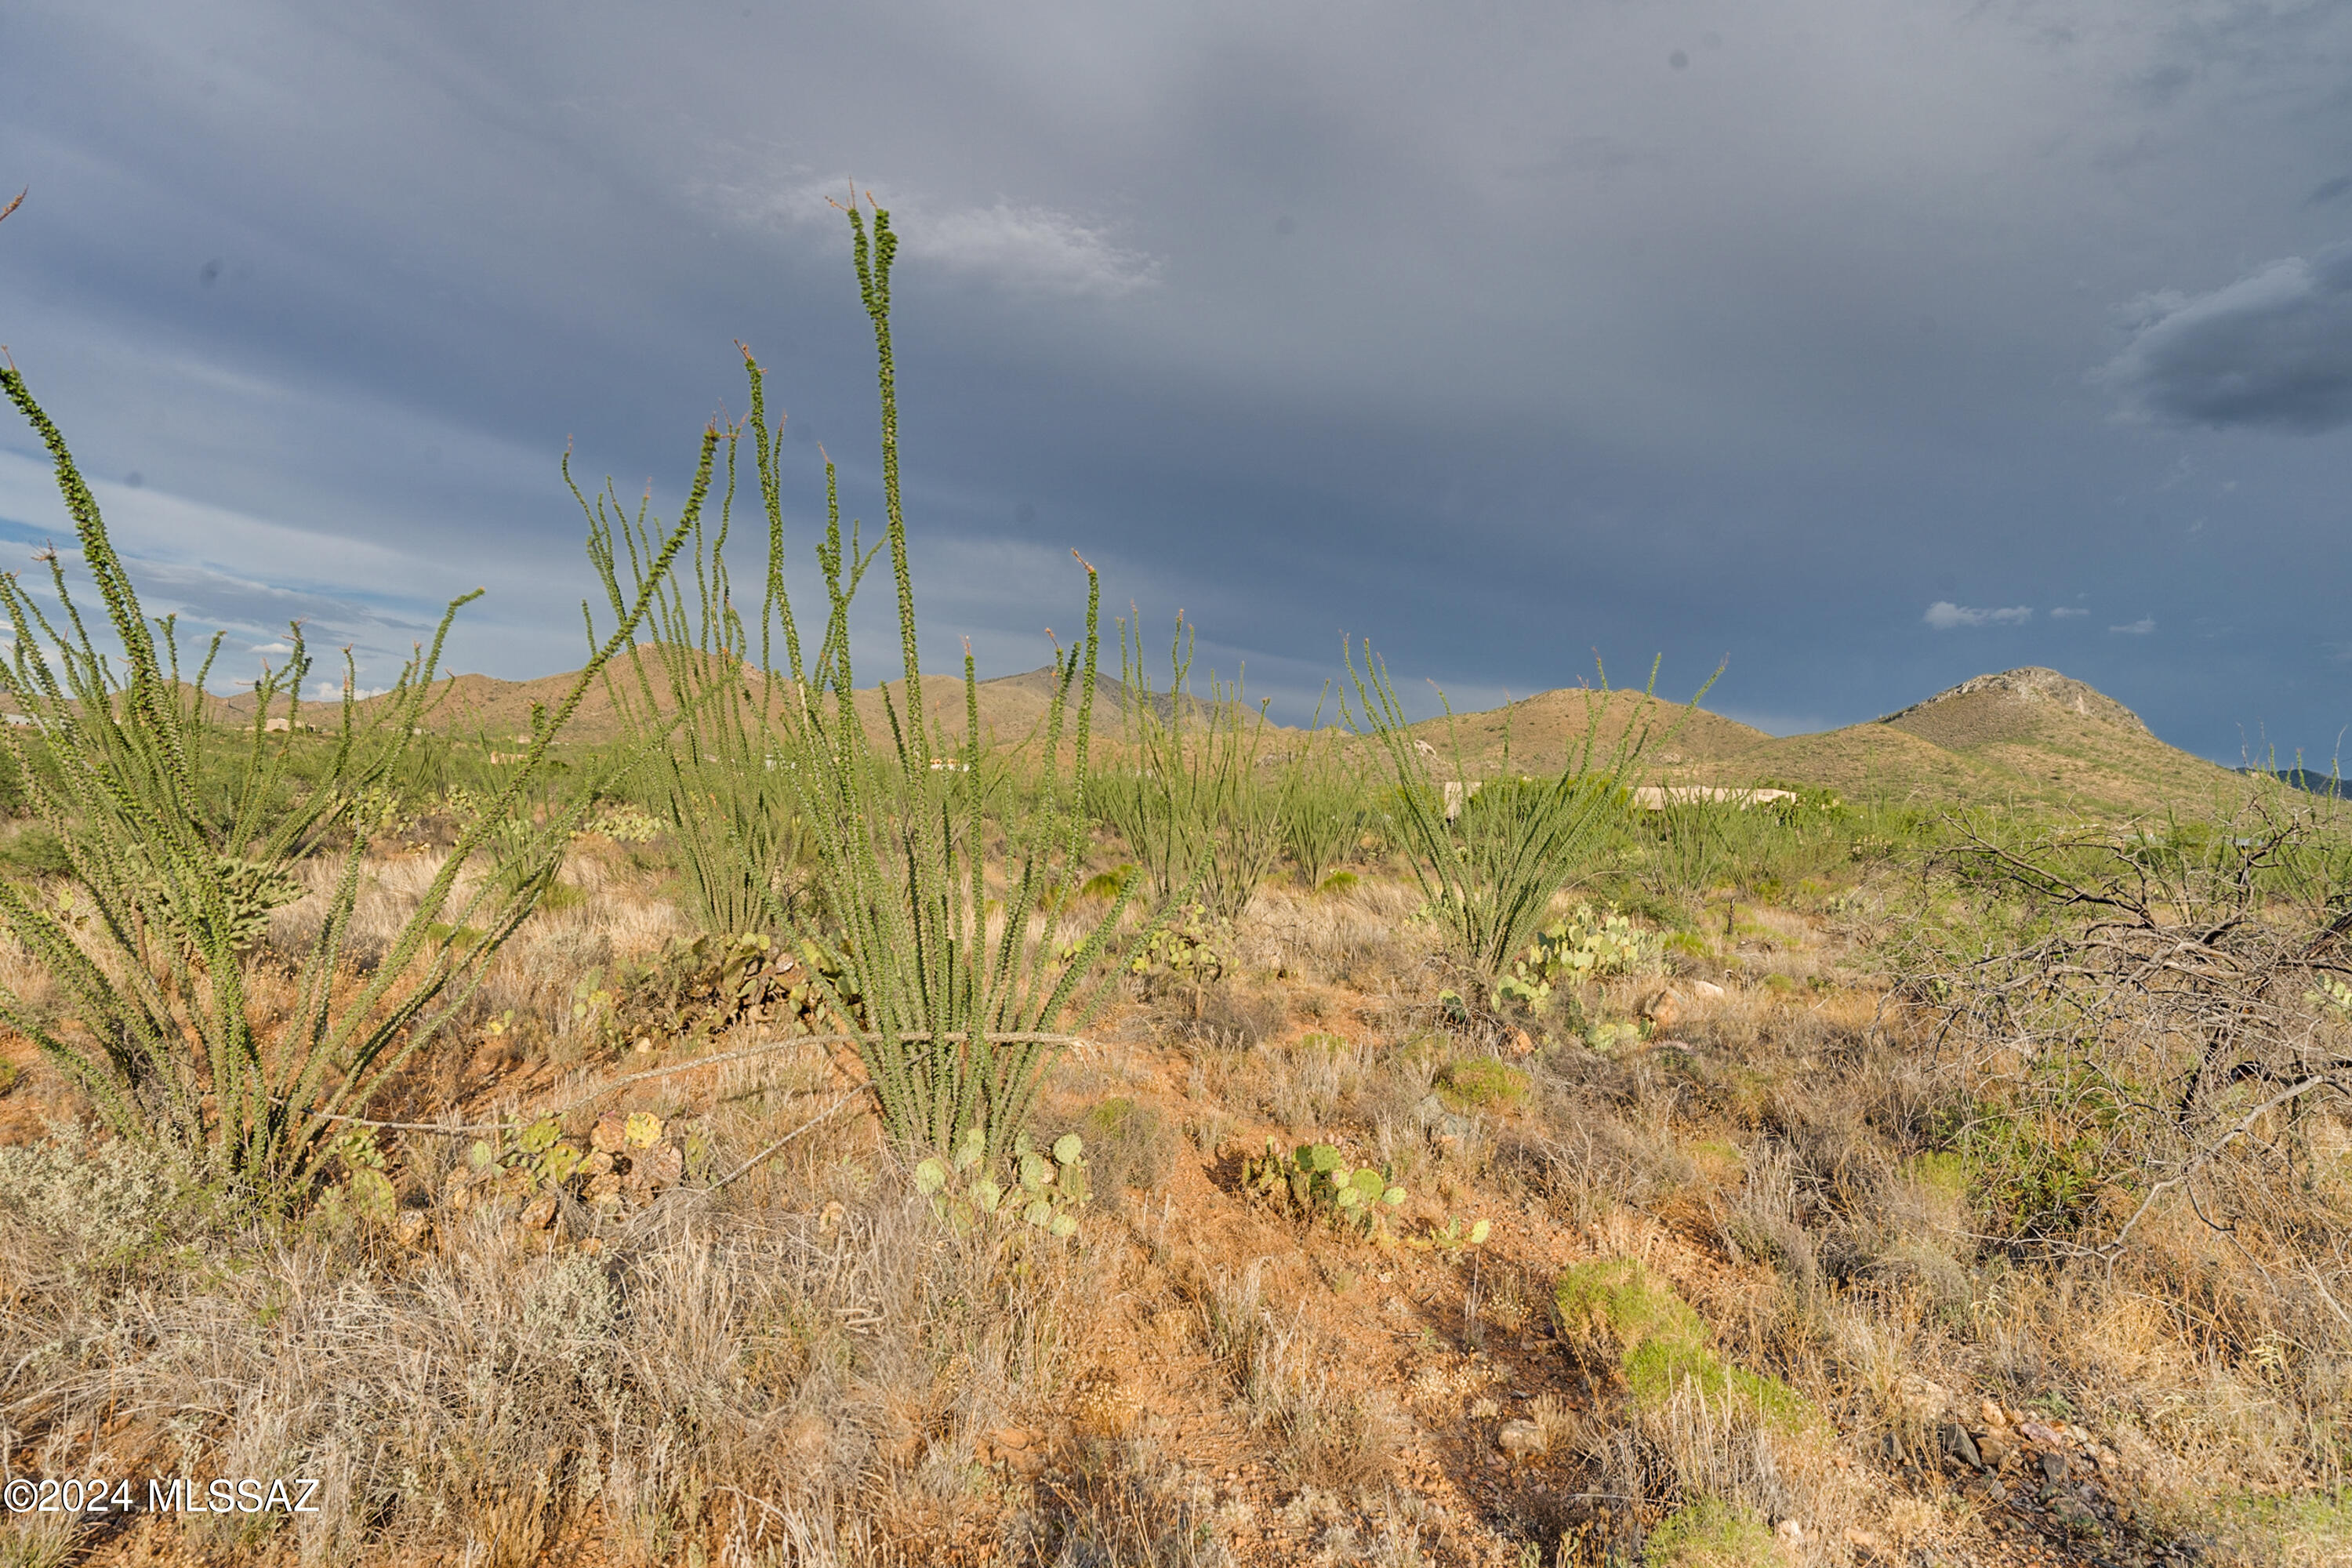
[2,1,2350,764]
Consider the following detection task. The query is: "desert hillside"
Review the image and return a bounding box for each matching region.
[339,653,2228,817]
[1409,666,2234,815]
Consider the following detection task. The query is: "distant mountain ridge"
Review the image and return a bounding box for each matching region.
[1402,665,2236,813]
[344,656,2241,814]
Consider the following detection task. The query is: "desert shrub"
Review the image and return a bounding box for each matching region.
[1436,1057,1530,1112]
[1639,1497,1773,1567]
[0,826,69,877]
[1944,1095,2114,1241]
[1345,649,1697,982]
[0,363,685,1197]
[0,1122,208,1266]
[1070,1096,1174,1212]
[1553,1258,1810,1428]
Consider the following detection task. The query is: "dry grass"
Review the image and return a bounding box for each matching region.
[1,1119,1114,1566]
[6,841,2352,1566]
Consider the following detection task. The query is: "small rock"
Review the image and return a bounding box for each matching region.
[1937,1421,1982,1471]
[1689,979,1726,1000]
[1974,1428,2015,1471]
[637,1142,684,1188]
[590,1114,628,1153]
[519,1192,557,1230]
[1641,989,1685,1028]
[1496,1420,1546,1461]
[1773,1518,1803,1544]
[1895,1373,1951,1420]
[1979,1398,2008,1428]
[2039,1450,2071,1485]
[993,1427,1030,1451]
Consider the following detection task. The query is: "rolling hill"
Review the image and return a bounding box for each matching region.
[302,652,2240,815]
[1403,666,2239,813]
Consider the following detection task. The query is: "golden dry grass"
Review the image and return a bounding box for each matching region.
[3,841,2350,1566]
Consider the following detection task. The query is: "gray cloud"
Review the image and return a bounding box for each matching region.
[5,2,2352,760]
[2096,243,2352,431]
[706,175,1161,299]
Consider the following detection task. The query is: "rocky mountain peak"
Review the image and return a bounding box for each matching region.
[1878,667,2150,735]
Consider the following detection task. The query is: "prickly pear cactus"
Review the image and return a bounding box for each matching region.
[915,1127,1089,1239]
[441,1108,702,1229]
[1239,1137,1406,1241]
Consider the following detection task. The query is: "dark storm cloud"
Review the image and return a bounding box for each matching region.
[3,1,2352,759]
[2096,243,2352,432]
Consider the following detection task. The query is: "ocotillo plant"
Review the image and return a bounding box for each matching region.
[1277,695,1370,891]
[1343,642,1704,985]
[1091,610,1286,922]
[0,361,688,1200]
[572,388,800,943]
[588,199,1145,1163]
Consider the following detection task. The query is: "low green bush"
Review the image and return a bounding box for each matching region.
[1642,1497,1773,1566]
[1436,1057,1530,1112]
[0,826,70,877]
[1553,1257,1811,1428]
